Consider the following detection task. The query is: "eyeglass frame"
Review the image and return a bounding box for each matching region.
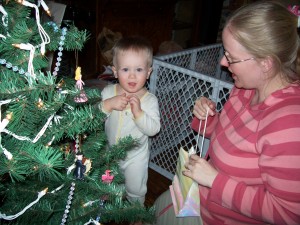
[223,49,255,65]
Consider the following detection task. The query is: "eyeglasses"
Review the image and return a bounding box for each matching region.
[223,50,255,65]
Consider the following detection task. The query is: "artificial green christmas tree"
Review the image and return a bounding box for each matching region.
[0,1,155,224]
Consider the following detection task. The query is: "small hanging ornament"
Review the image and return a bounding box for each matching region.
[73,152,86,180]
[74,50,88,103]
[75,66,84,90]
[73,152,92,180]
[74,66,88,103]
[101,170,114,184]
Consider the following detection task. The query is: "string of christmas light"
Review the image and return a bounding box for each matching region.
[83,218,101,225]
[60,182,75,225]
[0,99,13,159]
[0,4,7,26]
[16,0,50,55]
[1,146,13,160]
[0,184,65,221]
[82,199,105,224]
[12,43,36,84]
[2,113,55,143]
[0,101,62,159]
[38,0,51,16]
[0,112,12,132]
[49,184,64,194]
[82,199,100,208]
[0,22,65,77]
[0,3,8,39]
[0,112,13,159]
[0,188,48,220]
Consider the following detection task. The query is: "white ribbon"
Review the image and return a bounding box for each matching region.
[3,114,55,143]
[0,188,47,220]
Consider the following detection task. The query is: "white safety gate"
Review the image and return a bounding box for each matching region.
[148,43,234,180]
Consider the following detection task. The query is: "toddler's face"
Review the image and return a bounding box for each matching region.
[113,50,152,95]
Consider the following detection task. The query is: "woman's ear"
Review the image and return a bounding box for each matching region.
[112,66,118,78]
[261,56,273,73]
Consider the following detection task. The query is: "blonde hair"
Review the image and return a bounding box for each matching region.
[112,36,153,67]
[225,0,300,82]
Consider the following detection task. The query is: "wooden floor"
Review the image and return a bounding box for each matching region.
[145,168,172,207]
[108,168,172,225]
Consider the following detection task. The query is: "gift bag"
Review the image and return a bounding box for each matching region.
[169,109,209,217]
[169,147,200,217]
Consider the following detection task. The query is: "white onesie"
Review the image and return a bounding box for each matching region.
[100,84,161,204]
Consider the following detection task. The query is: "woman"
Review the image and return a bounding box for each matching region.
[150,1,300,225]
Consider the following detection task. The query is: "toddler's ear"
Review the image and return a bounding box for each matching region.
[112,66,118,78]
[147,67,153,79]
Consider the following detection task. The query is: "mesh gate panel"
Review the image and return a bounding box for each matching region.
[148,44,233,180]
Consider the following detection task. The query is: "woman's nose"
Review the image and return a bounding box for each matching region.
[220,55,229,67]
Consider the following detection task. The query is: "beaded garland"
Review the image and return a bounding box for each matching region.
[0,21,67,78]
[48,21,68,76]
[60,182,76,225]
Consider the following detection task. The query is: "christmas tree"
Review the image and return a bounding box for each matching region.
[0,1,155,224]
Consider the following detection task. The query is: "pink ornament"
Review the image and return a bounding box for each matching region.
[74,90,88,103]
[74,66,88,103]
[102,170,114,183]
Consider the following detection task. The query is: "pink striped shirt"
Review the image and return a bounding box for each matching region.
[191,84,300,225]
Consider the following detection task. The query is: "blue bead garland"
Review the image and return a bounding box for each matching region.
[0,21,67,77]
[0,58,26,75]
[52,26,67,76]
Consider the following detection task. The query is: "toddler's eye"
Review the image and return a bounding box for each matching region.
[136,68,143,72]
[121,68,129,72]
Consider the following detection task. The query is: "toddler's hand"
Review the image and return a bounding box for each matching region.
[104,93,129,112]
[128,95,143,118]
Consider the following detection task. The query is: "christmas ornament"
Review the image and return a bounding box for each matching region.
[74,66,88,103]
[101,170,114,184]
[73,152,85,180]
[73,152,92,180]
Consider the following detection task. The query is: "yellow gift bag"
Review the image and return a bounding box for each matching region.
[169,147,200,217]
[169,109,209,217]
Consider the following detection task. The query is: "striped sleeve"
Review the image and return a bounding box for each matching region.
[209,97,300,225]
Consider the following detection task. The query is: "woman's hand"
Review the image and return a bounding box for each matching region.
[183,154,218,188]
[193,97,216,120]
